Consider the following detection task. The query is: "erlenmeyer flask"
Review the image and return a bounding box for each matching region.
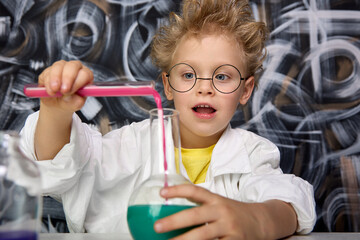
[0,131,42,240]
[127,108,197,240]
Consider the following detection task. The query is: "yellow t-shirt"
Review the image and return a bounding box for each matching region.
[175,144,215,184]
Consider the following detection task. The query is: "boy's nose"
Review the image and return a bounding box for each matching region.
[195,77,215,95]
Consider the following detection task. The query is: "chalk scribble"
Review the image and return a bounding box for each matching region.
[0,0,359,232]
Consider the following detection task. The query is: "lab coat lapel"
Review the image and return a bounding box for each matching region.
[206,125,252,180]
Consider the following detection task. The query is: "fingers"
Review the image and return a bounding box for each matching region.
[154,204,218,233]
[160,184,217,205]
[60,61,93,94]
[39,60,93,96]
[154,185,224,237]
[59,94,87,112]
[155,185,244,239]
[70,66,94,94]
[172,222,225,240]
[58,60,82,94]
[40,67,56,96]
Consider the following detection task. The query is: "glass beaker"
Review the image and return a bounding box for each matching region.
[0,131,42,240]
[127,108,197,240]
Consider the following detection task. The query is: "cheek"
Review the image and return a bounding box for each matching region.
[226,94,241,108]
[173,92,190,106]
[172,94,184,110]
[221,95,242,118]
[172,94,193,117]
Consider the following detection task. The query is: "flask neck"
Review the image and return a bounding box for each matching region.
[149,108,181,177]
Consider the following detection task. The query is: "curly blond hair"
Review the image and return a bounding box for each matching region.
[150,0,268,80]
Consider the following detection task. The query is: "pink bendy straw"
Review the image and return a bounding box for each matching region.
[23,81,157,98]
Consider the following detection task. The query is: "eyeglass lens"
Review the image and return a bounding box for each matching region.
[167,63,242,93]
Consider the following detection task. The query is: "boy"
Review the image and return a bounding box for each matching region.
[20,0,316,239]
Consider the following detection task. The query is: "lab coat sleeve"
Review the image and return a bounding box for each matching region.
[19,111,150,233]
[20,111,99,195]
[19,111,101,232]
[237,132,316,235]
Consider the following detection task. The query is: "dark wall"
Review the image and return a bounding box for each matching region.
[0,0,359,232]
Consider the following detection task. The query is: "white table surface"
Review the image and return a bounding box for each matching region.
[38,232,360,240]
[283,232,360,239]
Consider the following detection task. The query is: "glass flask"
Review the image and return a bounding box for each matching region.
[0,131,42,240]
[127,108,197,240]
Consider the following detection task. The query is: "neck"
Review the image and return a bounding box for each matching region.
[180,127,225,149]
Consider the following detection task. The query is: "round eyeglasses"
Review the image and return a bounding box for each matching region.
[166,63,245,94]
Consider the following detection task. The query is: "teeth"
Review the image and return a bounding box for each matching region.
[197,105,210,108]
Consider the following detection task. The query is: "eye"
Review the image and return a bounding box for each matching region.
[215,74,229,81]
[184,72,195,79]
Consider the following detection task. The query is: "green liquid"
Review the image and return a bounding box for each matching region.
[127,204,195,240]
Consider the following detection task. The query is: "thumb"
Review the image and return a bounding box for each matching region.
[61,94,87,112]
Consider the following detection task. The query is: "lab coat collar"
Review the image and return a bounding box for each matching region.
[178,125,252,182]
[206,125,252,180]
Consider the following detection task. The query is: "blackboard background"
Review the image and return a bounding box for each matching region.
[1,0,359,232]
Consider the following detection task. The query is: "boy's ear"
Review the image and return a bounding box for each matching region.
[239,76,255,105]
[162,72,173,100]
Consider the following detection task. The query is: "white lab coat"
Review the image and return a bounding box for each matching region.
[20,111,316,234]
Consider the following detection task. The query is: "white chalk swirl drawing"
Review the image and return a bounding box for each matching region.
[0,0,359,232]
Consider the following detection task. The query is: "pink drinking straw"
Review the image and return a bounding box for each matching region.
[23,81,169,190]
[24,81,157,98]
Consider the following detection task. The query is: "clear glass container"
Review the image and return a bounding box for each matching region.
[0,131,42,240]
[127,108,197,240]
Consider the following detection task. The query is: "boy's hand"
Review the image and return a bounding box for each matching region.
[155,184,296,240]
[39,60,94,114]
[34,60,94,160]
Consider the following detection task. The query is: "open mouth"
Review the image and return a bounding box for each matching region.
[192,104,216,114]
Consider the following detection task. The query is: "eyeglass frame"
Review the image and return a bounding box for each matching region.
[165,63,247,94]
